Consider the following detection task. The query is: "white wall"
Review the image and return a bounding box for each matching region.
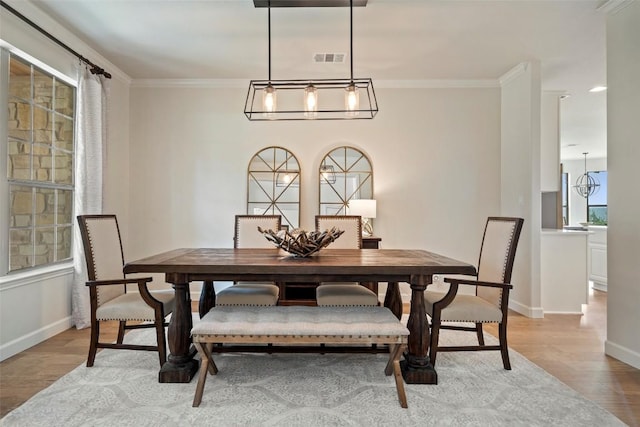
[4,0,634,372]
[0,0,131,360]
[500,63,543,318]
[605,2,640,370]
[562,156,607,226]
[541,92,561,192]
[128,84,503,292]
[104,79,132,238]
[0,266,73,360]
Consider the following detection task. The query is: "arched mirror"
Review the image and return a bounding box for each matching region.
[319,146,373,215]
[247,146,300,229]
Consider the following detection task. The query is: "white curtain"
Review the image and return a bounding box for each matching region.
[71,67,109,329]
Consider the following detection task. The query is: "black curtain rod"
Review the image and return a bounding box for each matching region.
[0,0,111,79]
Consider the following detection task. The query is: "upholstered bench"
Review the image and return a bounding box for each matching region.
[191,305,409,408]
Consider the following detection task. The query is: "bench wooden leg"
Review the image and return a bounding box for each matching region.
[386,344,408,408]
[393,354,408,408]
[192,337,408,408]
[385,344,403,376]
[203,343,218,375]
[193,342,218,407]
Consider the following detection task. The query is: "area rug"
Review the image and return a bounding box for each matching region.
[1,326,624,427]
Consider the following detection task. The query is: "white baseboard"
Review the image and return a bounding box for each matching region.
[511,298,583,316]
[509,299,545,318]
[592,282,608,292]
[605,339,640,370]
[542,310,584,315]
[0,316,73,362]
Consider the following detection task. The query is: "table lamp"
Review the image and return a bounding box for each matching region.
[348,199,377,236]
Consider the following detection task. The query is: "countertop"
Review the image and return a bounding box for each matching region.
[541,228,592,235]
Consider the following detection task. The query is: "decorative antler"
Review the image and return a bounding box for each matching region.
[258,227,344,257]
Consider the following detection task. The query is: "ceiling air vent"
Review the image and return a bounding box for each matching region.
[314,53,346,63]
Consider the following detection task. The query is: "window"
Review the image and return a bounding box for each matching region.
[3,51,76,273]
[587,171,607,225]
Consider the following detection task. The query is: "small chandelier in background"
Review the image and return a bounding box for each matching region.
[320,160,337,184]
[276,154,299,187]
[276,171,298,187]
[573,152,600,198]
[245,0,378,121]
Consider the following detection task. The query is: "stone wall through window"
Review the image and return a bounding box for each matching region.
[5,53,75,272]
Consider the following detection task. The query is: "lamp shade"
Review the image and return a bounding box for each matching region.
[348,199,376,219]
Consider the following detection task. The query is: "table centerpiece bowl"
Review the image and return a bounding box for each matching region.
[258,226,344,257]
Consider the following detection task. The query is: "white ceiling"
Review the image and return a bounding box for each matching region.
[27,0,608,160]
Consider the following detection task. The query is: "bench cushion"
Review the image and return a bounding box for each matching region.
[192,306,408,338]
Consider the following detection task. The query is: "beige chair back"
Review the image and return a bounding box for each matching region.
[77,215,126,307]
[476,217,524,307]
[234,215,281,248]
[315,215,362,249]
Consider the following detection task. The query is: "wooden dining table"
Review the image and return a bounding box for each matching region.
[123,248,476,384]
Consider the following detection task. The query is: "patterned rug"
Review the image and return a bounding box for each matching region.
[1,326,624,427]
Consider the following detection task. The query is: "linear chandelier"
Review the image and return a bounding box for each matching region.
[244,0,378,121]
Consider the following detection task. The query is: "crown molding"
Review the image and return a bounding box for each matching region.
[131,78,499,89]
[543,90,570,97]
[130,79,247,88]
[375,79,499,89]
[499,63,529,86]
[597,0,634,14]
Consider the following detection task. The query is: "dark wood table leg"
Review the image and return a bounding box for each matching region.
[199,280,216,318]
[400,274,437,384]
[159,273,199,383]
[383,281,403,320]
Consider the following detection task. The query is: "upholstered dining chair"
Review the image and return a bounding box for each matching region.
[215,215,280,306]
[77,215,175,368]
[425,216,524,369]
[315,215,379,306]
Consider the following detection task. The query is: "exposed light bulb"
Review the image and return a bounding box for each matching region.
[304,84,318,118]
[306,92,316,109]
[345,83,359,116]
[263,85,276,117]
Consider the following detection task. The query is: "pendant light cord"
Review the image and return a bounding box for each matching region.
[350,0,354,82]
[268,0,272,82]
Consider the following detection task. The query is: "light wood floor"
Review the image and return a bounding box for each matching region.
[1,290,639,425]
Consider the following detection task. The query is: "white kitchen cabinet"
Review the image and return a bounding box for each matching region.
[541,229,590,314]
[588,226,607,292]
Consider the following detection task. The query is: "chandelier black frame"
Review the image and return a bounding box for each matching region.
[573,152,600,198]
[244,0,378,121]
